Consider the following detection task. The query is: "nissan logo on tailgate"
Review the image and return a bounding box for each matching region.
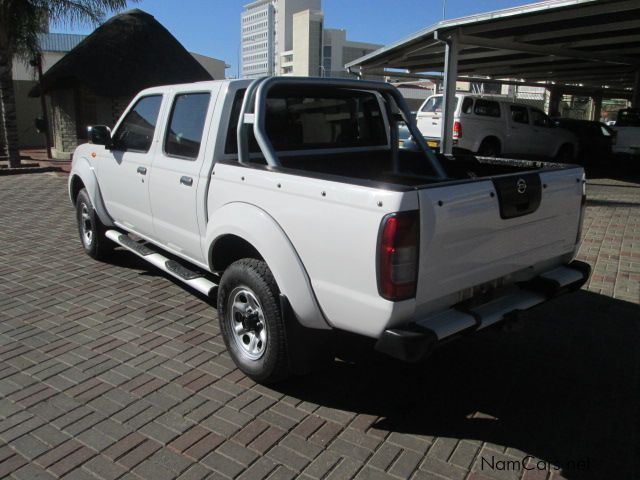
[516,178,527,194]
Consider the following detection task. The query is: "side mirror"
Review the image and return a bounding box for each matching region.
[88,125,112,147]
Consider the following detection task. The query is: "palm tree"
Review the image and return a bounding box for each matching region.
[0,0,133,167]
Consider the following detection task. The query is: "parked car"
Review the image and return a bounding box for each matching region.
[611,108,640,158]
[554,118,616,164]
[416,94,578,161]
[69,77,590,383]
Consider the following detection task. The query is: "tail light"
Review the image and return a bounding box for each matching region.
[378,211,419,301]
[453,121,462,139]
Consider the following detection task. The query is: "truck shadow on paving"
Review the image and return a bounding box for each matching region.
[277,290,640,480]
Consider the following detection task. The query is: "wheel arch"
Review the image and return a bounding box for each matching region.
[68,157,114,227]
[479,135,502,151]
[554,142,575,158]
[210,234,264,272]
[206,202,330,330]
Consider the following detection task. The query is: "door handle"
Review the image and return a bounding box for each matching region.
[137,166,147,175]
[180,176,193,186]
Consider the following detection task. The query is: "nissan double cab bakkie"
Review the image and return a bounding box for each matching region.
[69,76,590,383]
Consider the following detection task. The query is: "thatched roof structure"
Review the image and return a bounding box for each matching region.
[30,9,212,97]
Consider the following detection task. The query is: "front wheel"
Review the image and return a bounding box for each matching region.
[217,259,289,383]
[75,189,113,260]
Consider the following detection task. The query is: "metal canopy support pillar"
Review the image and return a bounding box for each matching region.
[548,86,562,117]
[632,69,640,108]
[592,95,603,121]
[436,31,459,155]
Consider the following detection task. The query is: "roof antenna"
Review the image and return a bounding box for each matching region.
[442,0,447,20]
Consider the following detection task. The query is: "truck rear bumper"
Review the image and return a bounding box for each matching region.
[375,260,591,363]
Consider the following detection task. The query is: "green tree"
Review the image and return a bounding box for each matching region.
[0,0,132,167]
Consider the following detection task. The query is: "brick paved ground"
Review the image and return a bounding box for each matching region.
[0,172,638,480]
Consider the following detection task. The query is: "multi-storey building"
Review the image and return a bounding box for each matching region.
[322,29,381,78]
[241,0,380,79]
[240,0,275,78]
[241,0,321,78]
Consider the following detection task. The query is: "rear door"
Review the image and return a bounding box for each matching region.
[413,168,583,314]
[148,87,219,263]
[97,94,163,237]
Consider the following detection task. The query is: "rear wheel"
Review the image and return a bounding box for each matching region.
[217,259,289,383]
[75,189,113,260]
[477,138,500,157]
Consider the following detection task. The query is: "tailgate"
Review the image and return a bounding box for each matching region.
[416,113,442,141]
[415,167,584,309]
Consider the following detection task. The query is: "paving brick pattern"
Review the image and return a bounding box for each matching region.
[0,173,638,480]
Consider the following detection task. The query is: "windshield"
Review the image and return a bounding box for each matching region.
[420,96,459,114]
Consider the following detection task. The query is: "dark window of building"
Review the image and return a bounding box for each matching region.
[510,105,529,124]
[474,99,501,117]
[164,93,211,159]
[112,95,162,152]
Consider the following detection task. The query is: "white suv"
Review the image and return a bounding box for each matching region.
[416,94,578,161]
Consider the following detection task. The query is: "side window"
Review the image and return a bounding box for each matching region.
[224,89,259,155]
[164,92,211,159]
[531,109,551,127]
[113,95,162,152]
[510,105,529,124]
[461,97,474,114]
[474,99,501,118]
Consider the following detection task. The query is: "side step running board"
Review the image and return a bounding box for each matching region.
[105,230,217,297]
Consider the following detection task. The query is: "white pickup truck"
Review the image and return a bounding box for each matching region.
[69,77,590,383]
[611,108,640,158]
[416,94,579,161]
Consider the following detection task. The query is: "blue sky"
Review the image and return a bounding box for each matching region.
[52,0,533,77]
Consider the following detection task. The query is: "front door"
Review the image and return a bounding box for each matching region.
[149,89,217,264]
[529,108,555,157]
[97,94,164,237]
[505,105,532,156]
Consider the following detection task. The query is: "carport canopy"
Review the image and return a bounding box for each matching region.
[346,0,640,154]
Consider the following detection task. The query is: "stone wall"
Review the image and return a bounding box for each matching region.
[50,88,77,159]
[48,87,131,159]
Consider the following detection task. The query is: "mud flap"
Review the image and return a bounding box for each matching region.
[279,294,333,375]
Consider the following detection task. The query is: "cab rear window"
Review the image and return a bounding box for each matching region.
[420,96,459,114]
[225,87,387,153]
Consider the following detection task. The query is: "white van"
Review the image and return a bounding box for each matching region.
[416,94,578,161]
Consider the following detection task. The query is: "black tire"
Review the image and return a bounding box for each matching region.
[477,138,500,157]
[217,259,289,383]
[555,144,574,163]
[75,189,113,260]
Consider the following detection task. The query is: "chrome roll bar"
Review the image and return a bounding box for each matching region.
[236,76,448,179]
